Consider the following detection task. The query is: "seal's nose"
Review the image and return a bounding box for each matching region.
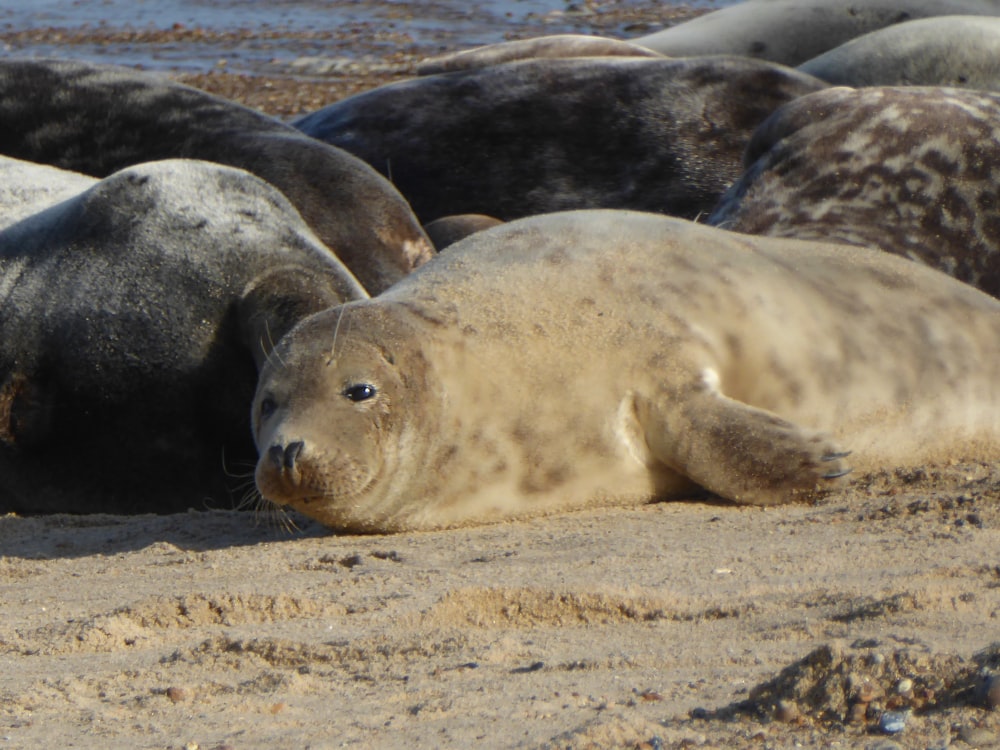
[268,440,304,471]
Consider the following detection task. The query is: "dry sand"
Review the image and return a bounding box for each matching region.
[1,4,999,748]
[2,463,999,749]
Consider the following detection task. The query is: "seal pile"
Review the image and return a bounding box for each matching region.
[2,0,1000,529]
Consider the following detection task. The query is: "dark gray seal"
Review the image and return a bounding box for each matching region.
[294,56,827,222]
[0,159,367,515]
[798,16,1000,90]
[252,210,1000,532]
[0,58,434,294]
[708,86,1000,297]
[416,34,665,75]
[633,0,1000,65]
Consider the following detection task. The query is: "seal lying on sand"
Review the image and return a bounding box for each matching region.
[633,0,1000,65]
[0,159,366,515]
[252,210,1000,532]
[0,58,433,293]
[709,86,1000,297]
[0,156,95,230]
[294,56,826,222]
[416,34,664,75]
[797,16,1000,90]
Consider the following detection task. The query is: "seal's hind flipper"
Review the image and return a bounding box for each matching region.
[640,374,851,505]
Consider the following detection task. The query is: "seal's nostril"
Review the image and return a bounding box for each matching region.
[267,444,285,469]
[284,440,305,470]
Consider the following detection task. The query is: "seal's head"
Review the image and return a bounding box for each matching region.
[252,301,440,532]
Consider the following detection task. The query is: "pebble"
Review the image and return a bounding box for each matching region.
[895,678,913,696]
[846,702,868,724]
[775,699,800,723]
[166,686,191,703]
[878,709,909,734]
[985,673,1000,710]
[958,725,1000,747]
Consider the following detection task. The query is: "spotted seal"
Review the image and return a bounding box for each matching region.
[708,86,1000,296]
[0,58,433,293]
[294,56,826,222]
[252,210,1000,532]
[633,0,1000,65]
[0,159,367,515]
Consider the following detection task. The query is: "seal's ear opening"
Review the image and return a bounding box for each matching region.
[239,266,359,372]
[0,373,54,448]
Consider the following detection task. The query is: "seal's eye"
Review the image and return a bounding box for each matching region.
[259,395,277,420]
[343,384,377,402]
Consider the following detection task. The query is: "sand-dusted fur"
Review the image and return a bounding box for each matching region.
[293,56,827,223]
[0,159,366,515]
[0,156,96,230]
[709,86,1000,297]
[0,58,433,293]
[253,211,1000,532]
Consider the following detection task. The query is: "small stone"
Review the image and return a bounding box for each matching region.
[166,686,191,703]
[958,725,1000,746]
[895,678,913,696]
[985,673,1000,710]
[775,699,800,723]
[878,709,909,734]
[846,702,868,724]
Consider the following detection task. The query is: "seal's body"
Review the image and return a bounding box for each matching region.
[293,56,826,222]
[797,16,1000,90]
[709,86,1000,297]
[253,211,1000,532]
[634,0,1000,65]
[0,159,366,515]
[0,156,95,230]
[0,58,432,293]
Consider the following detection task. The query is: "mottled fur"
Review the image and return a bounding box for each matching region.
[293,56,827,222]
[0,58,433,293]
[709,86,1000,296]
[253,211,1000,532]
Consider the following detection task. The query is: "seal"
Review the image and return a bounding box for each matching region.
[633,0,1000,65]
[416,34,665,75]
[0,158,367,515]
[252,210,1000,532]
[708,86,1000,297]
[797,16,1000,90]
[294,56,827,222]
[0,58,433,293]
[0,156,95,230]
[423,214,504,251]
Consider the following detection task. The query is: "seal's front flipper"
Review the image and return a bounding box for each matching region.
[639,376,851,505]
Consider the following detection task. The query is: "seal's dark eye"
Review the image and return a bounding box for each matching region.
[343,384,377,402]
[259,395,277,420]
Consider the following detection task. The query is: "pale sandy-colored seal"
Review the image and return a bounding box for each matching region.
[633,0,1000,65]
[0,156,96,230]
[252,210,1000,532]
[0,58,433,293]
[797,16,1000,90]
[0,158,367,515]
[294,56,826,222]
[416,34,665,75]
[708,86,1000,297]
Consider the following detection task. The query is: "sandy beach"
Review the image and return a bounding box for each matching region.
[1,2,999,748]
